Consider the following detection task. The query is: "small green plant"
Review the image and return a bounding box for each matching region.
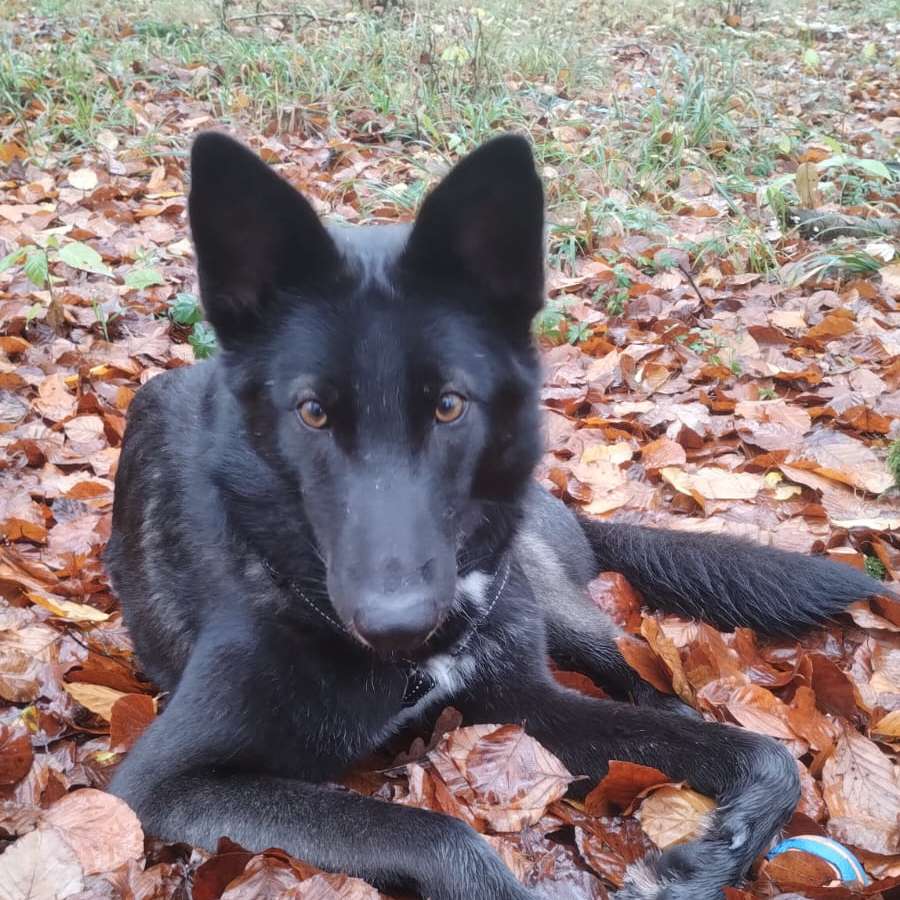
[758,386,778,400]
[654,251,678,272]
[566,320,593,344]
[534,299,568,342]
[188,321,218,359]
[589,263,633,316]
[124,266,165,290]
[548,224,590,275]
[91,298,121,342]
[534,297,592,345]
[888,439,900,488]
[167,292,217,358]
[168,292,204,326]
[605,287,630,316]
[2,244,44,282]
[865,556,887,581]
[1,237,110,282]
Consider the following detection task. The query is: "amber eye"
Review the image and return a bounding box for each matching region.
[435,392,467,424]
[298,398,328,429]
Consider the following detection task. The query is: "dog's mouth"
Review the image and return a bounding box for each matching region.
[347,616,446,662]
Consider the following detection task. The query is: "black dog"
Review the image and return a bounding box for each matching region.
[106,133,883,899]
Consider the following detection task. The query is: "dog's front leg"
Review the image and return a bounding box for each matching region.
[110,631,533,900]
[461,673,799,900]
[113,762,529,899]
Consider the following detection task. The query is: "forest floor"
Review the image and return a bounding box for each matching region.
[1,1,900,897]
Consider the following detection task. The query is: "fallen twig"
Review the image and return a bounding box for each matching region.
[678,263,706,305]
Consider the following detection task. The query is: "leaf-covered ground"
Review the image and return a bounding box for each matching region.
[1,1,900,897]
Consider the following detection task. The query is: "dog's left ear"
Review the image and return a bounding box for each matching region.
[402,135,544,324]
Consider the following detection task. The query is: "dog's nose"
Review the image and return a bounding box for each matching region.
[353,592,439,655]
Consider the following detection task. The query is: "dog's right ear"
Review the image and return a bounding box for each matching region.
[188,132,340,346]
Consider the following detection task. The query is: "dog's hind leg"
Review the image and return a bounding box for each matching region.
[516,486,691,713]
[543,604,694,715]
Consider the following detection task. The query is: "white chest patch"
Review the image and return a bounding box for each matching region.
[457,570,491,607]
[387,651,477,732]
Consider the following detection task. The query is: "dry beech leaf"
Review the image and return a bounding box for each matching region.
[191,841,255,900]
[725,684,801,744]
[27,592,109,623]
[640,436,686,472]
[807,653,858,721]
[847,602,900,633]
[638,785,716,849]
[428,724,573,832]
[553,668,607,699]
[795,759,827,822]
[219,854,308,898]
[68,168,98,191]
[734,400,811,451]
[872,710,900,739]
[786,686,837,754]
[661,466,763,507]
[43,788,144,875]
[821,728,900,854]
[587,572,644,634]
[617,634,674,694]
[64,653,158,696]
[584,761,668,815]
[770,309,807,329]
[482,834,532,883]
[109,693,157,751]
[63,415,105,445]
[581,442,633,466]
[220,853,382,899]
[0,724,33,786]
[63,682,128,720]
[764,848,838,888]
[0,622,70,703]
[575,815,656,887]
[788,429,893,495]
[805,313,855,342]
[33,374,78,422]
[293,873,385,898]
[0,826,84,900]
[640,618,693,703]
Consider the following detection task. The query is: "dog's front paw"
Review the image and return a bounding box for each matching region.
[616,835,746,900]
[616,860,670,900]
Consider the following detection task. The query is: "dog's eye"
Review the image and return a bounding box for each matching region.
[435,392,467,424]
[298,398,328,429]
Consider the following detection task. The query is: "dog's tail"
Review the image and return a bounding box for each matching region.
[577,516,888,635]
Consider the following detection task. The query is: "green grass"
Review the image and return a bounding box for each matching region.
[865,555,887,581]
[1,0,897,291]
[888,440,900,489]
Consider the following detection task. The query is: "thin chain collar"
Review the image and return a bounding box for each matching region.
[260,553,512,708]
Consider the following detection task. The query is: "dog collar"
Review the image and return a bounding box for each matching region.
[400,553,511,708]
[260,553,511,709]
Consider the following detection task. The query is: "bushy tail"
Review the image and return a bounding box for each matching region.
[577,517,888,635]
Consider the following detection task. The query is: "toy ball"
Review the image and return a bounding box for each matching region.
[767,835,871,886]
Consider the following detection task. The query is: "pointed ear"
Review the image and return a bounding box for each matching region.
[188,132,340,345]
[401,135,545,323]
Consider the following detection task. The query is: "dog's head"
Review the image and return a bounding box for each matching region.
[189,133,544,655]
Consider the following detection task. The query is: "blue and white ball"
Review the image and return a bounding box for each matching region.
[767,835,870,886]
